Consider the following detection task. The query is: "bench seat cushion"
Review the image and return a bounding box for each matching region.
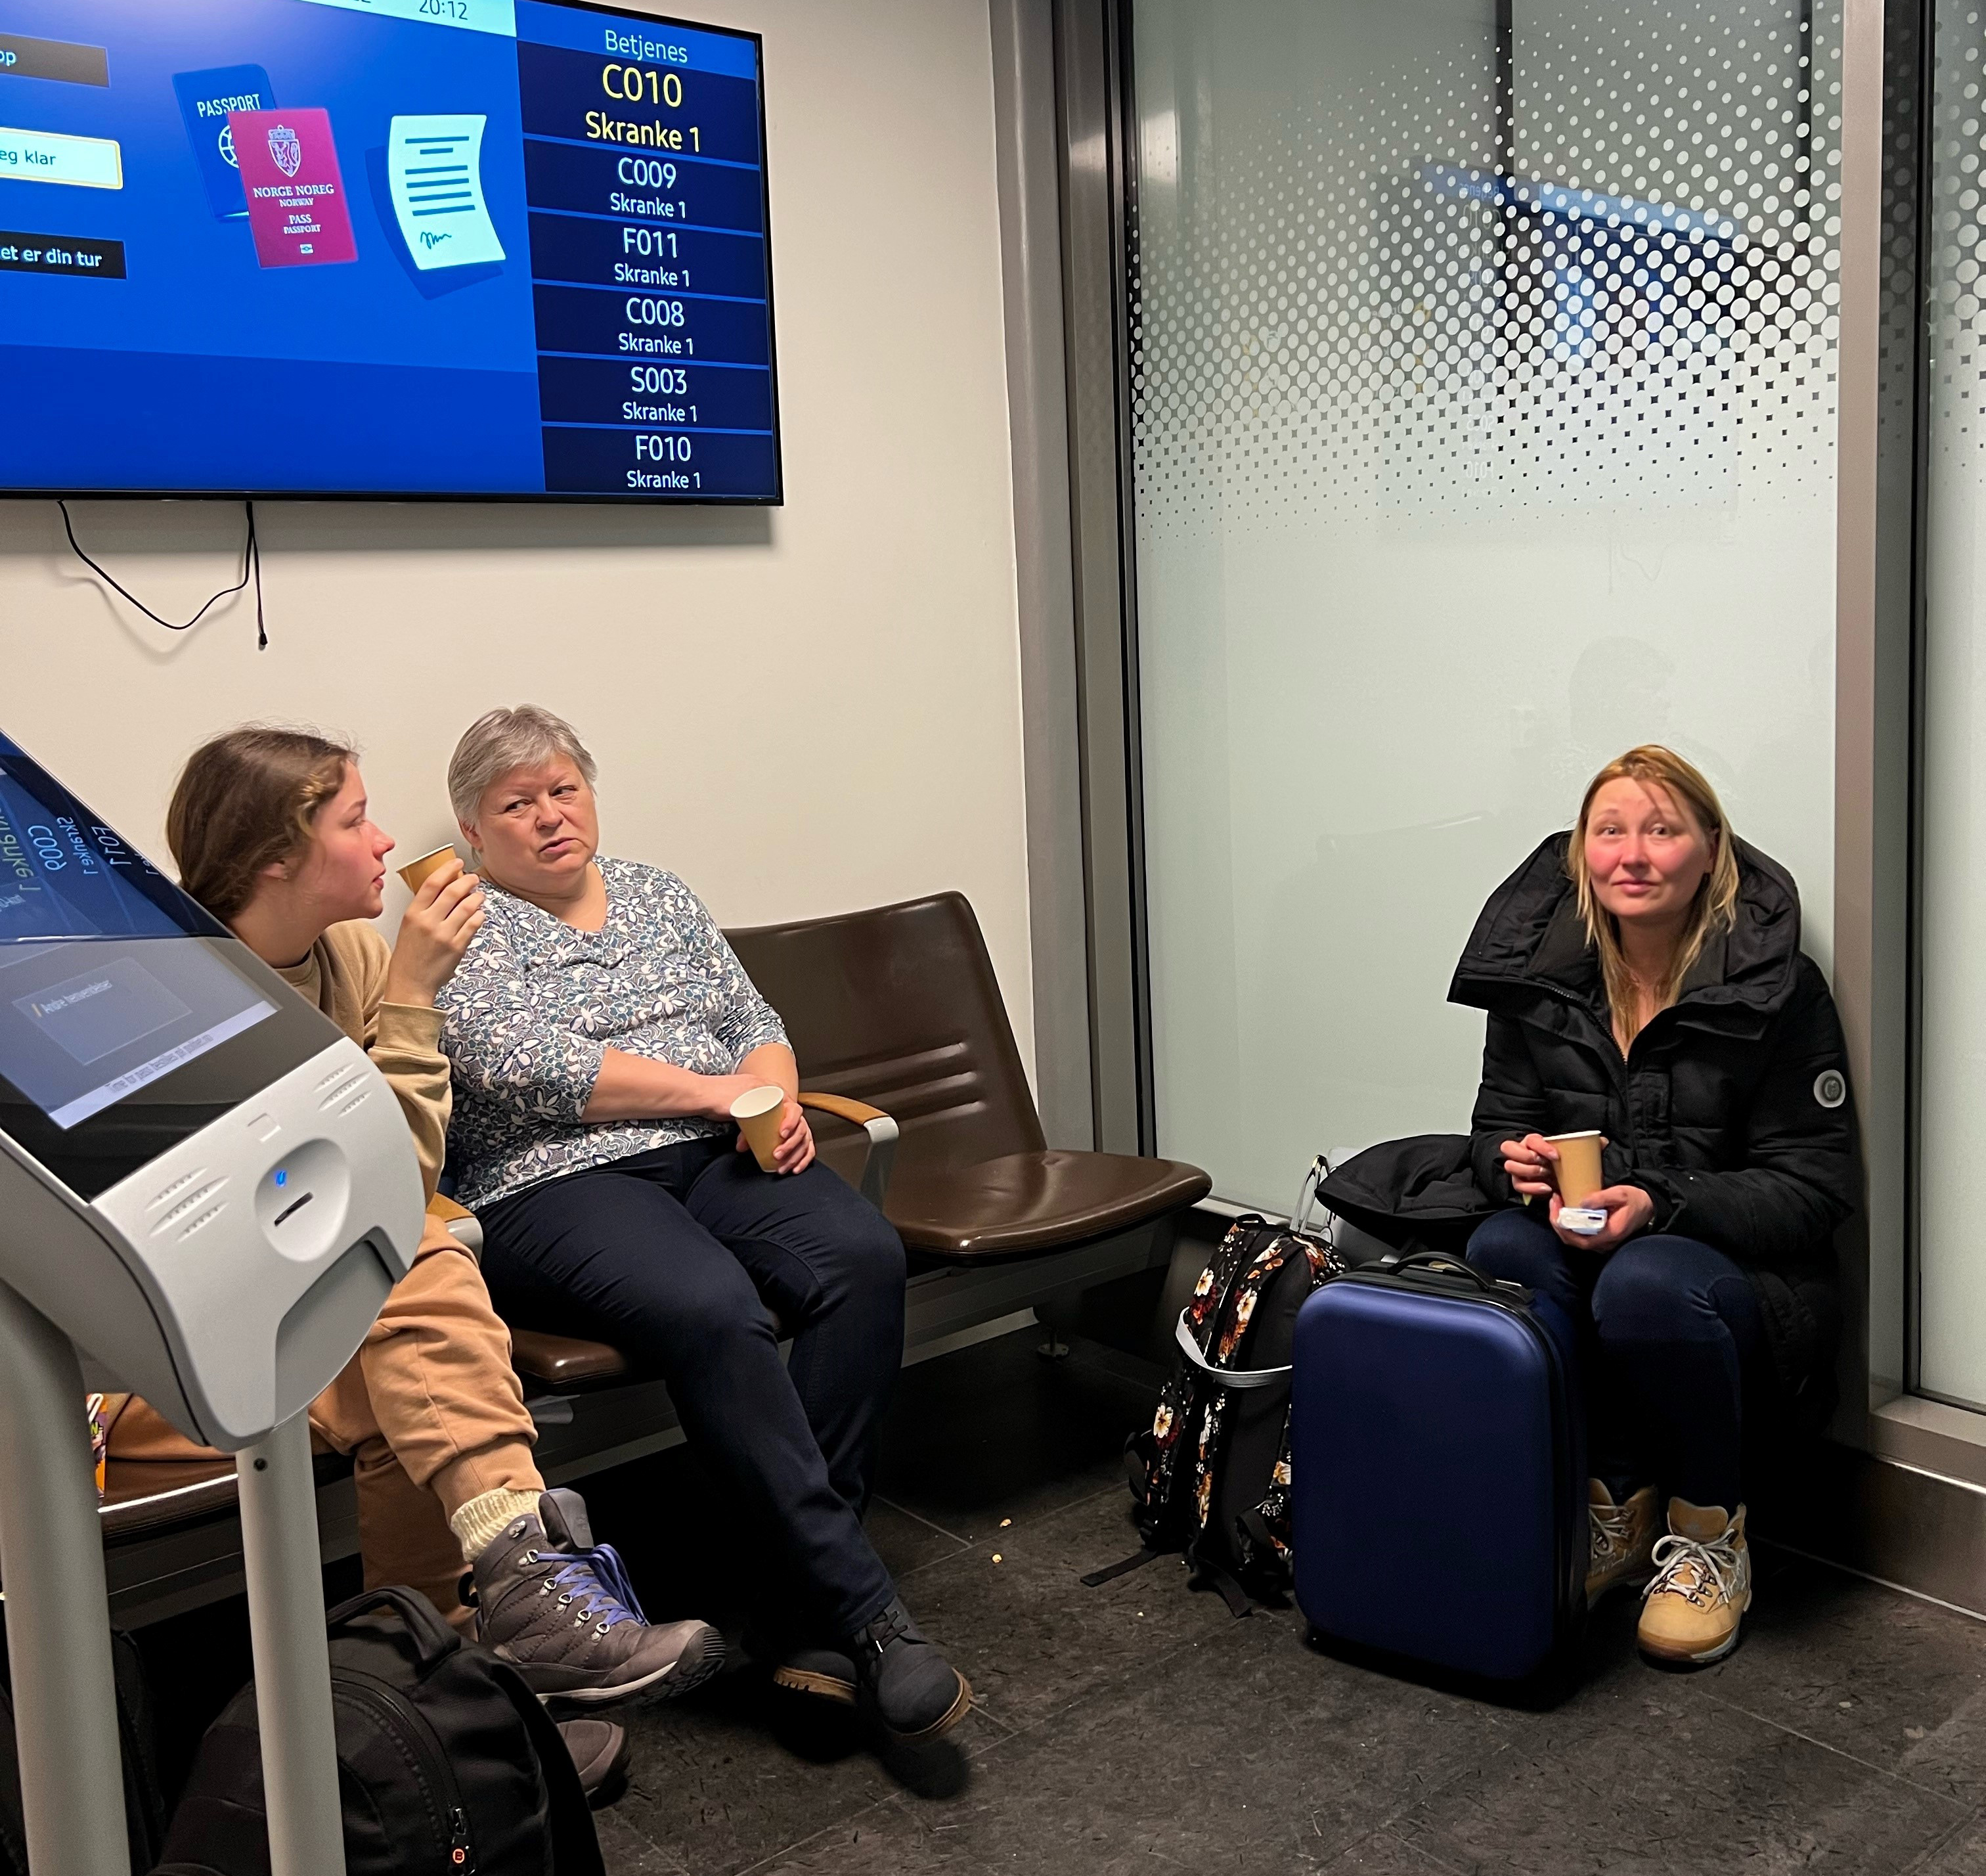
[884,1150,1212,1262]
[508,1328,639,1391]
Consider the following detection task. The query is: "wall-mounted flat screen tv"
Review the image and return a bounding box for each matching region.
[0,1,779,502]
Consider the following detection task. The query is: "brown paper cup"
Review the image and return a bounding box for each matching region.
[1547,1131,1604,1207]
[397,846,458,895]
[730,1084,787,1172]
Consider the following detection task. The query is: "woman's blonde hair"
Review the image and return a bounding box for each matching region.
[167,726,357,922]
[1568,744,1741,1043]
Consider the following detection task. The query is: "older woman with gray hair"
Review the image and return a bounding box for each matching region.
[436,705,971,1749]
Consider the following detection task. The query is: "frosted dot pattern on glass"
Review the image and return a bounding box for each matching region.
[1131,2,1843,524]
[1927,8,1986,449]
[1128,1,1842,1213]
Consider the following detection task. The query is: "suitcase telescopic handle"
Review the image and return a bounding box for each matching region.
[1172,1309,1294,1390]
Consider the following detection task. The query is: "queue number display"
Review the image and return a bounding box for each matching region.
[602,62,686,108]
[518,7,778,499]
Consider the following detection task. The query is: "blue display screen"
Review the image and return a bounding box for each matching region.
[0,1,779,501]
[0,737,283,1134]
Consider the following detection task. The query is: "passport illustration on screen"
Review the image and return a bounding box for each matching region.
[171,66,275,219]
[229,108,357,269]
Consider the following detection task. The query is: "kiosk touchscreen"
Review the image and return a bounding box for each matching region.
[0,734,425,1449]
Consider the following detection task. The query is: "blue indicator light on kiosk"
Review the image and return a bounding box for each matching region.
[274,1169,287,1188]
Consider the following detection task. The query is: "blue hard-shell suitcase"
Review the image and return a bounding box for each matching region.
[1291,1251,1585,1682]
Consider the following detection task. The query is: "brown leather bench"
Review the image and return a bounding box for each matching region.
[99,893,1208,1625]
[496,890,1209,1391]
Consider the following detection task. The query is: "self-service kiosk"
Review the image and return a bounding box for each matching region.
[0,737,427,1876]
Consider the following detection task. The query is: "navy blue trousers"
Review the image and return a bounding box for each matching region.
[479,1137,903,1638]
[1466,1208,1768,1511]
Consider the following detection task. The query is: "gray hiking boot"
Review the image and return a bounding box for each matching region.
[847,1597,972,1743]
[472,1488,724,1709]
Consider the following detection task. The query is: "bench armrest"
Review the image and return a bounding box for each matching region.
[797,1092,898,1207]
[426,1193,483,1258]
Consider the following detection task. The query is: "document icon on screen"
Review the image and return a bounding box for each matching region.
[387,116,504,272]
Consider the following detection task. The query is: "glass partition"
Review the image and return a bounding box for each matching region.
[1912,0,1986,1410]
[1129,0,1845,1207]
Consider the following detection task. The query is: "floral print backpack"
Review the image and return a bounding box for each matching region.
[1090,1158,1342,1613]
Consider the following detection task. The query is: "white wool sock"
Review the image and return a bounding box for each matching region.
[449,1486,544,1565]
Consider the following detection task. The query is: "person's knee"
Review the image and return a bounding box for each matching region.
[1467,1207,1558,1285]
[795,1176,906,1301]
[845,1201,906,1297]
[1592,1241,1717,1346]
[662,1272,776,1355]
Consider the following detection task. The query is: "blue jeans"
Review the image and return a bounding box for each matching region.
[479,1137,904,1638]
[1466,1208,1768,1511]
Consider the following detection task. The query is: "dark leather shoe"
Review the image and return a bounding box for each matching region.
[556,1718,630,1809]
[846,1598,971,1743]
[771,1642,857,1705]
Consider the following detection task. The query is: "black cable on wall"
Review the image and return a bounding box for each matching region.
[58,500,268,650]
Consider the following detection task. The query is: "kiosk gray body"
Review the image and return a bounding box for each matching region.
[0,734,428,1875]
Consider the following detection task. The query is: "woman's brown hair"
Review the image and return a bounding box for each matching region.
[1567,744,1742,1048]
[166,727,357,923]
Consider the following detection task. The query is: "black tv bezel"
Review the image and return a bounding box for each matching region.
[0,0,783,508]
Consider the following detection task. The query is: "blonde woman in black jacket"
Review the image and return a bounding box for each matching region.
[1452,746,1856,1667]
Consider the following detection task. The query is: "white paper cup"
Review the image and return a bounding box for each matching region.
[730,1084,787,1172]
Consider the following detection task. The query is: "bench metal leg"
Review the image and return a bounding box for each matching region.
[0,1280,131,1876]
[238,1412,347,1876]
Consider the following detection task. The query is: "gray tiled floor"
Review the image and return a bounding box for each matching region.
[583,1327,1986,1876]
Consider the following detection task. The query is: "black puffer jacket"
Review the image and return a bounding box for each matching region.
[1447,832,1857,1422]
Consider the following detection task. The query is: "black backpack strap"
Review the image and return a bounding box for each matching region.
[111,1629,168,1871]
[1187,1552,1256,1619]
[489,1662,606,1876]
[324,1585,462,1666]
[1080,1547,1165,1589]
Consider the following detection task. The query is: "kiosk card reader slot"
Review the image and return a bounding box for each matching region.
[0,736,426,1875]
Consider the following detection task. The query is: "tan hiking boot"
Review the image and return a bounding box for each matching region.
[1638,1499,1751,1665]
[1587,1481,1659,1603]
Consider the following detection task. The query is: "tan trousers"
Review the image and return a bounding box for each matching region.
[112,1220,541,1629]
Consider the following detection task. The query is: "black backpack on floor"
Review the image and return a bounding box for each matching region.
[1090,1159,1342,1613]
[154,1586,603,1876]
[0,1625,168,1875]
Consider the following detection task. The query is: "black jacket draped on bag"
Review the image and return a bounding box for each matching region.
[1447,832,1858,1427]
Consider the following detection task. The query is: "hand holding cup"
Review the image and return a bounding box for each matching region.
[729,1086,817,1176]
[385,851,484,1007]
[1499,1133,1560,1199]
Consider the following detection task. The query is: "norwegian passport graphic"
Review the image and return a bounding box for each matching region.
[0,0,780,502]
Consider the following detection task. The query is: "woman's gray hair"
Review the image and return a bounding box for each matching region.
[449,705,598,828]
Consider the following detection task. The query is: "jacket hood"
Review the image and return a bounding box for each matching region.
[1447,830,1805,1027]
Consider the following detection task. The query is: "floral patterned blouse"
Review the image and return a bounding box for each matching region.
[437,856,789,1208]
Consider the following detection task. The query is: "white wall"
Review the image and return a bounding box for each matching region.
[0,0,1035,1067]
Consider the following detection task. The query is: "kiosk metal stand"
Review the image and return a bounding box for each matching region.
[0,1279,129,1876]
[239,1413,347,1876]
[0,1278,348,1876]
